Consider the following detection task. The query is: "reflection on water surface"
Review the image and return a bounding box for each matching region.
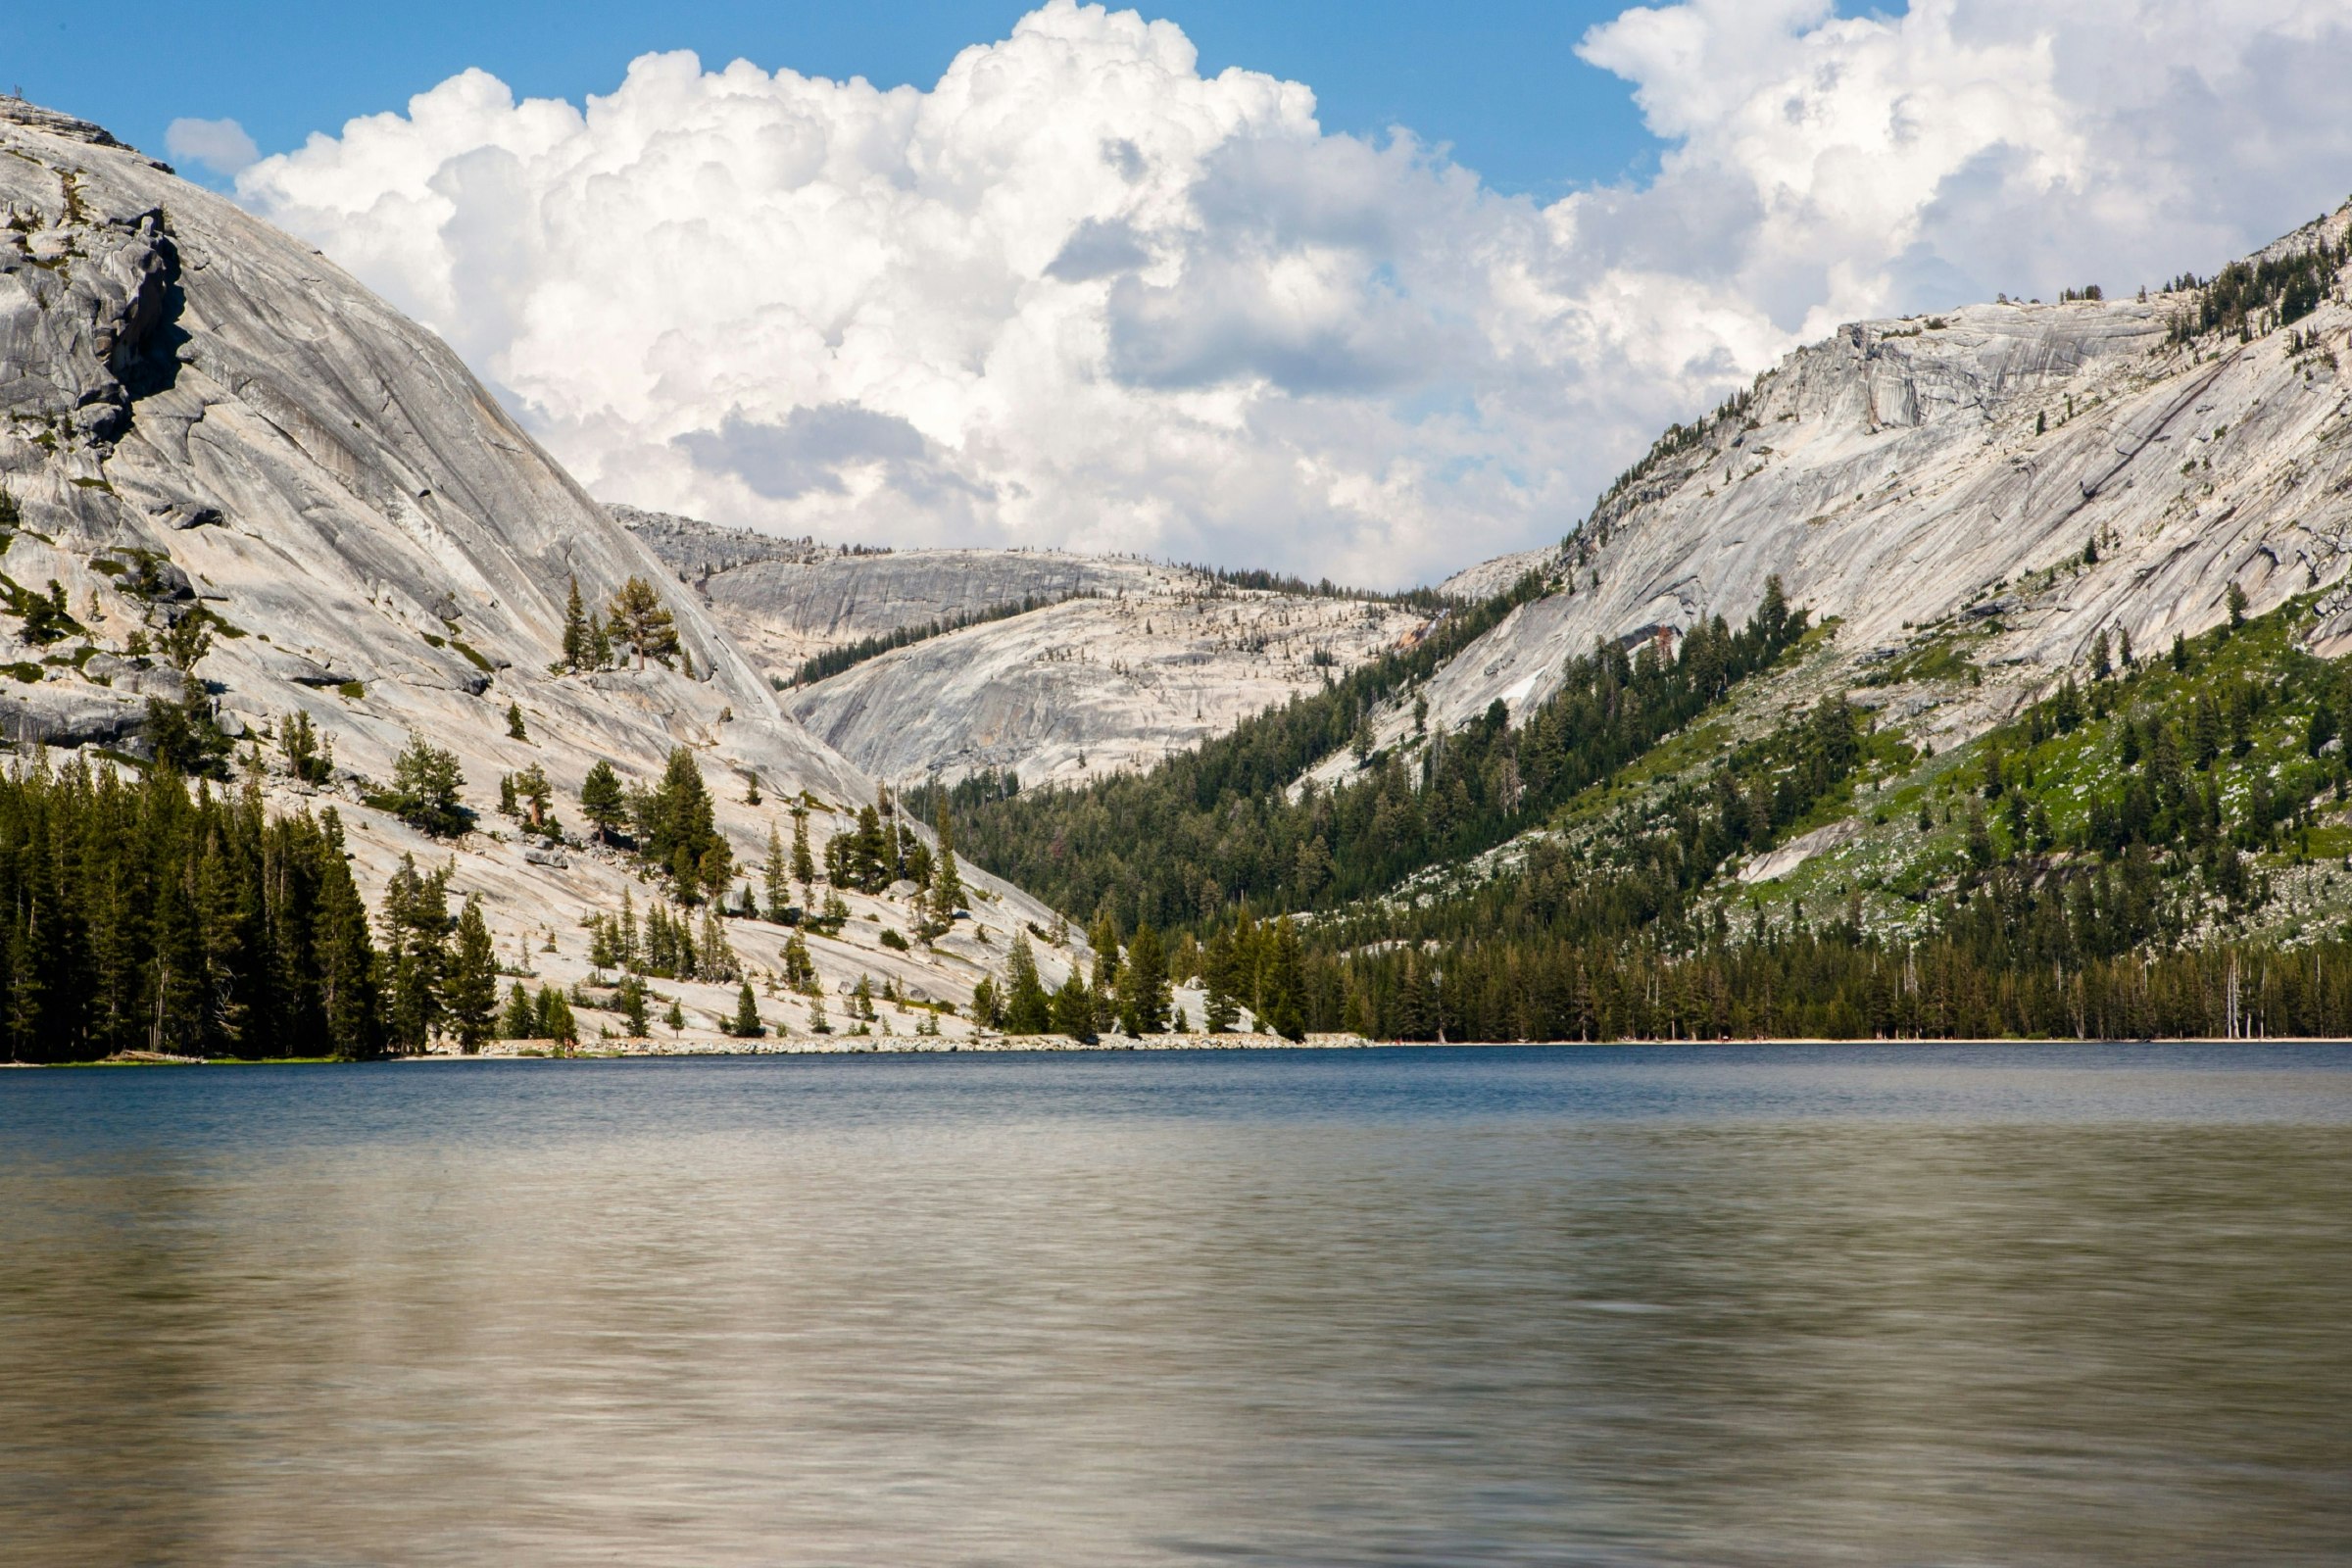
[3,1044,2348,1565]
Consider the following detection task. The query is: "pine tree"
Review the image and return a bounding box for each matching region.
[314,820,381,1058]
[617,974,650,1036]
[762,823,791,921]
[617,886,640,971]
[508,764,557,837]
[920,810,964,938]
[280,710,331,784]
[580,760,627,844]
[929,809,964,916]
[729,981,764,1038]
[506,702,528,741]
[646,748,722,903]
[791,805,815,898]
[1088,909,1122,1031]
[696,906,738,982]
[560,575,591,671]
[446,896,499,1054]
[537,985,577,1047]
[664,998,685,1034]
[782,931,817,994]
[498,981,535,1040]
[1118,922,1168,1036]
[379,855,452,1053]
[1260,917,1305,1042]
[970,975,1001,1028]
[385,734,470,837]
[607,576,681,668]
[1004,932,1052,1034]
[1051,971,1097,1042]
[1201,925,1240,1032]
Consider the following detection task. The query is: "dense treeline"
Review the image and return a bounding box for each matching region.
[925,575,1808,935]
[1310,930,2352,1042]
[0,760,380,1062]
[981,581,2352,1043]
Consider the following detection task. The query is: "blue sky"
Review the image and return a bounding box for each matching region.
[10,0,1663,198]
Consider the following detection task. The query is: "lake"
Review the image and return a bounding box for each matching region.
[3,1044,2349,1565]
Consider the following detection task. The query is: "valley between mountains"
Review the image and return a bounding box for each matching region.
[9,92,2352,1054]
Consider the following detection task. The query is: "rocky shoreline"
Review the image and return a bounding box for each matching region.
[418,1032,1373,1058]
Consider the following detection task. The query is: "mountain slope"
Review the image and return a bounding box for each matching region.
[0,100,1065,1042]
[1406,210,2352,753]
[613,506,1436,788]
[914,207,2352,1042]
[787,571,1431,787]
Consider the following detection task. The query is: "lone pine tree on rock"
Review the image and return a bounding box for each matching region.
[607,576,681,669]
[729,982,764,1039]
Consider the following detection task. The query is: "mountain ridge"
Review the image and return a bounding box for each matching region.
[0,98,1077,1048]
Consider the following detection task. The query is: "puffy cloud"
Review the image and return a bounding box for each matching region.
[237,0,2352,585]
[1574,0,2352,340]
[165,117,259,177]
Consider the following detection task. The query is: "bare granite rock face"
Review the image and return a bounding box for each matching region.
[611,504,838,578]
[639,527,1162,674]
[787,579,1429,787]
[0,100,1067,1017]
[1385,208,2352,760]
[610,507,1434,788]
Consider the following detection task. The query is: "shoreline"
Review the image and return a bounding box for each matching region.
[20,1036,2347,1067]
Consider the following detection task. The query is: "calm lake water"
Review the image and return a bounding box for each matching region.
[3,1045,2349,1566]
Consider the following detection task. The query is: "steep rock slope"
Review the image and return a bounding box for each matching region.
[786,567,1428,787]
[0,101,1062,1037]
[1403,210,2352,755]
[647,522,1152,675]
[615,506,1433,788]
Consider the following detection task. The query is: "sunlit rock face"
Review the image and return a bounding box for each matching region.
[0,101,1069,1032]
[618,508,1434,789]
[1401,210,2352,755]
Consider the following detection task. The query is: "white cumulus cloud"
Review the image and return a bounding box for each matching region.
[165,116,260,177]
[237,0,2352,585]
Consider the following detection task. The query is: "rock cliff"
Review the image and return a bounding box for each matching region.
[612,506,1433,788]
[1403,210,2352,756]
[786,573,1428,787]
[0,100,1064,1038]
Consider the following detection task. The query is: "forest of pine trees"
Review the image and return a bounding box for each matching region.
[0,761,379,1061]
[938,580,2352,1043]
[925,577,1811,934]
